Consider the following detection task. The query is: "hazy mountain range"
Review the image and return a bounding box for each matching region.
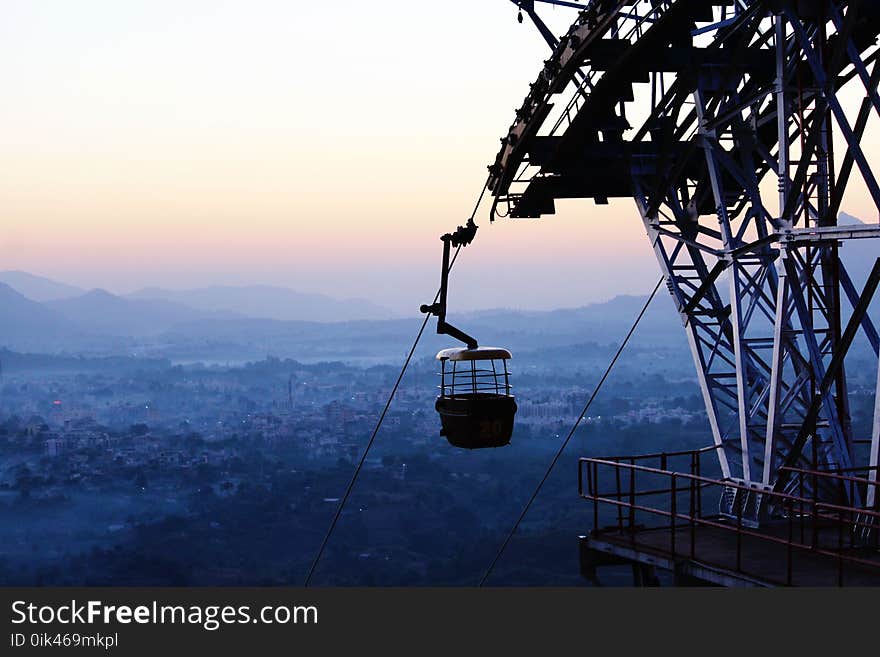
[0,212,876,360]
[0,275,686,361]
[0,272,395,326]
[0,282,70,344]
[0,272,397,354]
[126,285,391,323]
[0,272,394,324]
[44,289,239,337]
[0,270,84,302]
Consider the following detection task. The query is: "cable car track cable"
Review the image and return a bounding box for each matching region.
[478,276,663,586]
[303,178,489,586]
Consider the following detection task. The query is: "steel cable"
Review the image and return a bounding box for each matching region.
[478,276,664,586]
[304,179,489,586]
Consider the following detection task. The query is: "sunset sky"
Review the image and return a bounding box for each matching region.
[1,1,877,313]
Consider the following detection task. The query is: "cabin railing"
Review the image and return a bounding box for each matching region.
[578,454,880,585]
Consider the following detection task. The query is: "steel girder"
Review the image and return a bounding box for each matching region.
[488,0,880,503]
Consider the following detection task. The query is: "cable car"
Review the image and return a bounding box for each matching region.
[421,219,517,449]
[435,346,516,449]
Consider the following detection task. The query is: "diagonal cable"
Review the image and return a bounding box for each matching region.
[304,179,489,586]
[478,277,663,586]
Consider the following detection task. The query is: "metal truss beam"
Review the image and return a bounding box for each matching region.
[489,0,880,509]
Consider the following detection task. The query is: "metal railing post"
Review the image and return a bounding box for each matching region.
[736,495,743,572]
[799,471,805,544]
[670,473,677,557]
[787,499,793,586]
[837,508,845,586]
[629,464,636,539]
[690,474,696,559]
[592,461,599,532]
[616,464,623,533]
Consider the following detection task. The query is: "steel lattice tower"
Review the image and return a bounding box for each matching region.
[491,0,880,514]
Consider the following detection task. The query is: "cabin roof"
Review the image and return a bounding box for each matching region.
[435,346,512,361]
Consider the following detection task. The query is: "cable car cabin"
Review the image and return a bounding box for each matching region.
[434,347,517,449]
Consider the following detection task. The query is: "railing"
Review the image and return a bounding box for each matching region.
[781,464,880,512]
[578,450,880,585]
[438,360,512,398]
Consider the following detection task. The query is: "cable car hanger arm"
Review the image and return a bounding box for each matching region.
[420,220,479,350]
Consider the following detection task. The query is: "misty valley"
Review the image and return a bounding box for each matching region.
[1,262,878,585]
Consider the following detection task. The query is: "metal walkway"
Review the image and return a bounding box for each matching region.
[578,448,880,586]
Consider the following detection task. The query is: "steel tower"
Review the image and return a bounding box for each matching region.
[492,0,880,519]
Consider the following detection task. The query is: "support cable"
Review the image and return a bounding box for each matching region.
[478,277,664,586]
[304,179,489,586]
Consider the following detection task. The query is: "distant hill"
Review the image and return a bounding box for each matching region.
[126,285,395,323]
[0,271,84,301]
[1,219,875,360]
[0,283,72,348]
[45,289,237,336]
[461,294,683,344]
[153,292,688,364]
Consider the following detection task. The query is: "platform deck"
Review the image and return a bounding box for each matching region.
[581,519,880,587]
